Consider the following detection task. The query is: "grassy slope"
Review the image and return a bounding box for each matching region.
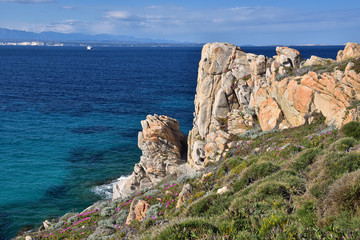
[18,59,360,240]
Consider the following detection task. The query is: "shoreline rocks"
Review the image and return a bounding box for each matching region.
[112,114,188,200]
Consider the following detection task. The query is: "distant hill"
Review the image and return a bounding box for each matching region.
[0,28,199,46]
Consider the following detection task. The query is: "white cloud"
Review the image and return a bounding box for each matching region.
[105,11,131,19]
[61,6,75,9]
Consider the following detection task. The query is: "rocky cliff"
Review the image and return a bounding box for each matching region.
[113,114,188,199]
[188,42,360,169]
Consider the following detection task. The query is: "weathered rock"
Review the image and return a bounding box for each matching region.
[258,98,283,131]
[188,42,253,168]
[176,183,193,208]
[126,199,150,224]
[276,46,302,68]
[217,186,228,195]
[113,114,187,200]
[304,55,335,66]
[337,42,360,62]
[187,42,360,168]
[38,220,51,231]
[25,236,33,240]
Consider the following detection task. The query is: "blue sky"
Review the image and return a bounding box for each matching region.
[0,0,359,45]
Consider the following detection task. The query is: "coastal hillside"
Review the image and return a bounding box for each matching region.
[17,42,360,239]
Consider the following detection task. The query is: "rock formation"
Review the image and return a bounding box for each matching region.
[126,199,150,224]
[113,114,187,200]
[188,42,360,169]
[337,42,360,62]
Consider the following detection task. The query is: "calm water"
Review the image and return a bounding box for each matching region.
[0,45,344,238]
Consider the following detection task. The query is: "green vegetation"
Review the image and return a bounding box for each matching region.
[19,114,360,239]
[342,121,360,140]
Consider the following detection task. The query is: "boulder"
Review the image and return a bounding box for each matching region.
[337,42,360,62]
[126,199,150,224]
[176,183,193,208]
[276,46,302,68]
[303,55,335,66]
[258,98,283,131]
[217,186,228,195]
[38,220,51,231]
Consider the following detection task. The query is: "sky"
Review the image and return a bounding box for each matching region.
[0,0,359,45]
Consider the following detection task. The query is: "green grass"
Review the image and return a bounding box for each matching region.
[19,120,360,240]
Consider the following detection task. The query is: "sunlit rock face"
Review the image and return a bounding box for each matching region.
[113,114,187,200]
[187,42,360,169]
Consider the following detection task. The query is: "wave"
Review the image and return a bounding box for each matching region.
[90,175,128,199]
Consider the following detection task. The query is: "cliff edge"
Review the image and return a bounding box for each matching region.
[188,42,360,169]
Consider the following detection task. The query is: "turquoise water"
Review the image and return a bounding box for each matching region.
[0,45,344,238]
[0,46,201,238]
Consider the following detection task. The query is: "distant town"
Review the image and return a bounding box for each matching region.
[0,41,64,46]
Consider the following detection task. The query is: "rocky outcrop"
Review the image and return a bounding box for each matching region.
[126,199,150,224]
[337,42,360,62]
[303,55,335,66]
[113,114,187,200]
[176,183,193,209]
[188,42,360,169]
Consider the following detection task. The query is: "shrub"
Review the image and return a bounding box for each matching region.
[101,207,115,217]
[323,169,360,217]
[145,203,162,220]
[115,209,128,225]
[325,153,360,178]
[293,148,322,172]
[334,137,358,152]
[296,200,317,228]
[185,192,233,218]
[257,182,290,200]
[154,218,219,240]
[216,156,243,179]
[258,213,288,238]
[233,162,280,192]
[342,121,360,140]
[97,219,115,228]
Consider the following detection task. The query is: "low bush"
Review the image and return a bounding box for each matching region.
[296,200,317,228]
[216,156,243,179]
[342,121,360,140]
[233,162,280,192]
[185,192,232,218]
[334,137,358,152]
[325,153,360,178]
[293,148,322,172]
[323,169,360,217]
[154,218,219,240]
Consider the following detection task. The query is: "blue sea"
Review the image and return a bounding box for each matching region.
[0,45,344,238]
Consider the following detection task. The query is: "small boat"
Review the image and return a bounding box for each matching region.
[87,46,93,50]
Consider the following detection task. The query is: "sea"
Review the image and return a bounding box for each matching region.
[0,45,344,238]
